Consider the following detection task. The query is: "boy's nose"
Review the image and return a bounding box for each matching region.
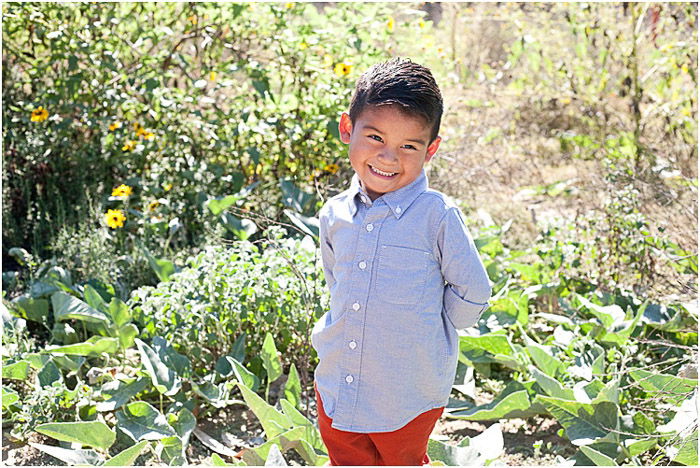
[377,149,399,164]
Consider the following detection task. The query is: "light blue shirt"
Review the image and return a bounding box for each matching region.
[312,170,491,433]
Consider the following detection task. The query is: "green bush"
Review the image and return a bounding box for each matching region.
[129,227,328,378]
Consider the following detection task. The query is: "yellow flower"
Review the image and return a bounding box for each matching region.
[136,126,148,138]
[285,2,294,8]
[112,184,133,197]
[109,121,122,131]
[163,183,173,192]
[681,63,689,74]
[105,209,126,229]
[122,140,136,152]
[133,122,142,131]
[324,163,340,174]
[299,41,308,50]
[148,200,161,211]
[334,62,353,76]
[31,106,49,122]
[187,15,197,25]
[143,131,155,141]
[418,19,426,29]
[560,97,571,105]
[209,71,217,81]
[387,16,395,32]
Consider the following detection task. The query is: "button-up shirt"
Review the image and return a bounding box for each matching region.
[312,170,491,433]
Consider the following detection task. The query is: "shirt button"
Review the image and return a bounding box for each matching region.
[358,261,367,270]
[396,206,402,214]
[352,302,360,311]
[366,223,374,232]
[345,375,354,384]
[349,340,357,350]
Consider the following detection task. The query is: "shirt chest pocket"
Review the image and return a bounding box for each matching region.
[374,245,430,306]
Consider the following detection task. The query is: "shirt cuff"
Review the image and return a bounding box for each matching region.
[443,285,489,329]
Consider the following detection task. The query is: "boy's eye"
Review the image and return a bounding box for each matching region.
[402,144,418,151]
[368,135,383,142]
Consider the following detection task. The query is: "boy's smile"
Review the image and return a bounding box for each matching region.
[339,105,441,201]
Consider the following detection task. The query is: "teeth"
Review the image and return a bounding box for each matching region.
[370,165,397,177]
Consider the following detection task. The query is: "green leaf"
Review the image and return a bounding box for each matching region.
[44,336,119,356]
[207,195,241,216]
[103,440,149,466]
[151,336,191,378]
[115,401,177,441]
[227,357,260,392]
[577,296,624,329]
[279,399,325,452]
[29,442,104,466]
[36,421,116,450]
[449,383,536,421]
[427,438,481,466]
[283,209,320,238]
[211,453,246,466]
[279,179,315,214]
[141,248,176,283]
[671,429,698,465]
[535,397,618,446]
[622,438,657,457]
[525,341,566,378]
[220,212,258,240]
[117,323,139,350]
[237,382,291,439]
[157,435,185,465]
[239,426,305,466]
[629,370,697,406]
[2,386,20,408]
[135,338,181,396]
[52,291,110,325]
[107,297,132,327]
[580,445,618,466]
[167,407,196,444]
[11,296,49,323]
[283,364,301,409]
[96,377,149,412]
[261,332,283,384]
[83,284,109,314]
[2,360,31,380]
[530,366,576,400]
[37,360,62,387]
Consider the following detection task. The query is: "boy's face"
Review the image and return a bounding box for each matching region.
[339,105,441,201]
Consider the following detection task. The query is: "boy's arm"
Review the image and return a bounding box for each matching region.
[319,207,336,291]
[437,207,491,329]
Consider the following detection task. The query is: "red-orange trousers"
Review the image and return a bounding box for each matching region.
[315,386,444,466]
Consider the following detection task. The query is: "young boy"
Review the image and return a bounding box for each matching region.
[312,58,491,466]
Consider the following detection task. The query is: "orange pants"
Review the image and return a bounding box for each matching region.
[315,386,443,466]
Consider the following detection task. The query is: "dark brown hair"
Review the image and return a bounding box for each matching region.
[348,58,443,142]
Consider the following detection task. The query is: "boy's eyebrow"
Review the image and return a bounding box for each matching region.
[363,125,427,146]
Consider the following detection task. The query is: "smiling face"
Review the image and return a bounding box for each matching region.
[339,105,441,200]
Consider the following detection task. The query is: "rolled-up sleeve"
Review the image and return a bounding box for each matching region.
[437,207,491,329]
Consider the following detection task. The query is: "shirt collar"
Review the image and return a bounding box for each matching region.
[346,170,429,219]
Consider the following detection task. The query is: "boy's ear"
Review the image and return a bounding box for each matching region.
[424,136,442,163]
[339,112,352,144]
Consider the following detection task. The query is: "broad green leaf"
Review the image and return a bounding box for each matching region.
[597,302,647,346]
[220,213,258,240]
[151,336,191,378]
[568,343,605,381]
[232,333,247,363]
[192,381,233,408]
[629,370,697,406]
[622,438,657,457]
[103,440,149,466]
[24,353,51,369]
[11,296,49,323]
[279,399,325,452]
[207,194,242,216]
[158,435,185,465]
[29,442,104,466]
[115,401,177,441]
[2,360,30,380]
[135,338,181,396]
[535,397,618,446]
[167,407,196,444]
[96,377,149,412]
[83,284,109,315]
[117,323,139,350]
[2,386,20,408]
[38,360,62,387]
[449,389,533,420]
[36,421,116,450]
[261,332,283,384]
[52,355,86,372]
[44,336,119,356]
[141,248,175,283]
[671,429,698,465]
[240,426,305,466]
[580,445,618,465]
[283,364,301,409]
[283,209,320,238]
[228,357,260,392]
[577,295,624,329]
[460,332,515,356]
[108,297,132,327]
[52,291,110,325]
[530,366,575,400]
[525,341,566,378]
[237,383,291,439]
[280,179,315,214]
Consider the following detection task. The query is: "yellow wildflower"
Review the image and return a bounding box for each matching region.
[143,131,155,141]
[105,209,126,229]
[112,184,133,197]
[324,163,340,174]
[209,71,217,81]
[418,19,426,29]
[109,121,122,131]
[148,200,161,211]
[187,15,197,25]
[122,140,136,152]
[31,106,49,122]
[285,2,294,8]
[387,16,395,32]
[163,183,173,192]
[681,63,689,74]
[334,62,353,77]
[136,126,148,138]
[299,41,308,50]
[133,122,142,131]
